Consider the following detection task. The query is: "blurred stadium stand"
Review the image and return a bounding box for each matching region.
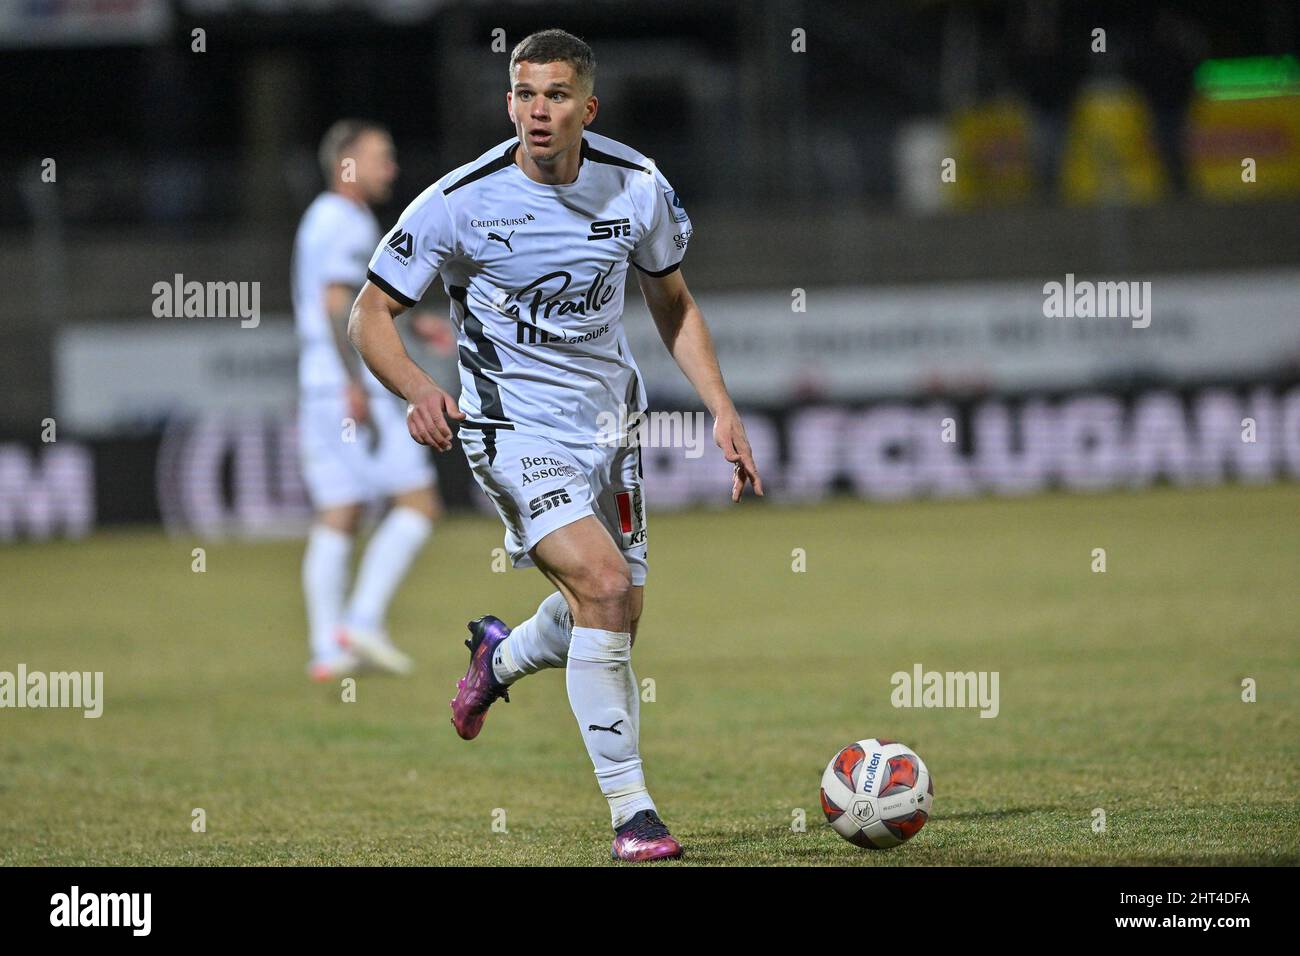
[2,0,1298,536]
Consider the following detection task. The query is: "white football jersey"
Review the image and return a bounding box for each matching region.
[292,191,386,396]
[365,131,693,444]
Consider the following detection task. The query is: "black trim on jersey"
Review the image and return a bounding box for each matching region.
[631,259,683,278]
[581,138,651,174]
[443,138,649,197]
[450,284,510,423]
[443,144,518,195]
[460,421,513,465]
[366,269,417,308]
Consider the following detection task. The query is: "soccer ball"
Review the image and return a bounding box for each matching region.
[820,738,933,849]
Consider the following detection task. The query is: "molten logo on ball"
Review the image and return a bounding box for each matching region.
[819,738,933,850]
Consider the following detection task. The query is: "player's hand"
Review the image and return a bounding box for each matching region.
[714,409,764,502]
[406,382,465,451]
[345,381,370,426]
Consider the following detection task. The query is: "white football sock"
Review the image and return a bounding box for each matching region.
[344,506,432,632]
[303,524,353,659]
[566,626,656,829]
[492,590,572,684]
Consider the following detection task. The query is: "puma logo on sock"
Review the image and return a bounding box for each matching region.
[588,720,624,735]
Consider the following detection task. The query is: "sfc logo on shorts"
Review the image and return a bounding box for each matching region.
[528,488,573,518]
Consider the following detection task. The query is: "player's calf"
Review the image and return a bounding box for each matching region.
[490,591,573,682]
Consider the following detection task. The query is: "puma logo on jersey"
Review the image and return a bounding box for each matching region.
[527,488,572,518]
[588,720,624,735]
[587,218,631,241]
[488,230,514,252]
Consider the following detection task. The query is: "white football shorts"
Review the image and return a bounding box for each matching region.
[459,424,648,585]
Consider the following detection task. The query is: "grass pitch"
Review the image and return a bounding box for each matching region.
[1,484,1297,866]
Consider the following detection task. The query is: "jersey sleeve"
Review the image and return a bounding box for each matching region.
[630,167,692,277]
[366,186,457,307]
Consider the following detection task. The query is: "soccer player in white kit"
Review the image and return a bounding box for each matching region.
[293,121,443,682]
[349,31,763,861]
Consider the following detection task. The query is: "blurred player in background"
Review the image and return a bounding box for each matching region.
[293,120,444,682]
[349,31,762,861]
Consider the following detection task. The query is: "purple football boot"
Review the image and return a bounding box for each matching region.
[610,810,683,862]
[449,616,512,740]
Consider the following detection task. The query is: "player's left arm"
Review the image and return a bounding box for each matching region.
[637,267,763,501]
[325,281,373,426]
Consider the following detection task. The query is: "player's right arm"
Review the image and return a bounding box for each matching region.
[350,186,464,451]
[349,282,463,451]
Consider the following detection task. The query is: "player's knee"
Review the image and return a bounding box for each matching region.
[598,567,634,609]
[318,505,361,536]
[576,565,632,617]
[394,486,439,521]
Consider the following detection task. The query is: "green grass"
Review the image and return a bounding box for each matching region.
[1,484,1297,865]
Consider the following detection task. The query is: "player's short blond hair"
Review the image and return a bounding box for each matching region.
[317,119,388,183]
[509,29,595,95]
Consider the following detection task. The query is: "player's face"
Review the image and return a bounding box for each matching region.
[349,131,399,204]
[508,61,595,166]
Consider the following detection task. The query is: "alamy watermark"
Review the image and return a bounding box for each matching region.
[596,405,707,458]
[0,664,103,718]
[50,886,150,936]
[152,273,260,328]
[1042,273,1151,329]
[891,663,999,718]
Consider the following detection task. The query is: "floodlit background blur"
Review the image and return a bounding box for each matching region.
[1,0,1298,536]
[2,0,1299,871]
